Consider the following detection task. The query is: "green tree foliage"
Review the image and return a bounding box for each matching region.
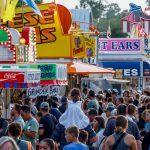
[97,2,128,37]
[146,0,150,7]
[17,0,43,7]
[104,3,121,19]
[80,0,105,19]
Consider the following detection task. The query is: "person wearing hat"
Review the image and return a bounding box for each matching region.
[39,102,57,142]
[101,106,115,124]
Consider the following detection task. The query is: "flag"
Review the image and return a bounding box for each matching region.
[138,24,147,38]
[2,0,19,22]
[23,0,42,17]
[0,0,6,18]
[107,22,111,38]
[130,24,136,38]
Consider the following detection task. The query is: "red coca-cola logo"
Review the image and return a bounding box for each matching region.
[4,73,17,79]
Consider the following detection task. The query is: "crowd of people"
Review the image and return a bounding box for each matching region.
[0,87,149,150]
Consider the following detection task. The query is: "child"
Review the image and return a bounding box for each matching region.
[63,126,89,150]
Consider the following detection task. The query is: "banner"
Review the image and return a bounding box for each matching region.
[38,64,56,80]
[99,61,141,78]
[143,61,150,76]
[0,72,24,82]
[84,37,95,58]
[72,36,84,58]
[98,38,141,52]
[27,85,60,98]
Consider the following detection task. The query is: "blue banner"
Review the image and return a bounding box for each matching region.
[143,61,150,76]
[99,61,141,78]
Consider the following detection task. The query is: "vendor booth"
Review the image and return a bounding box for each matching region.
[67,62,115,89]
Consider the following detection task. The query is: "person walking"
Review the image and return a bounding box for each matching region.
[39,102,57,142]
[63,126,89,150]
[21,105,39,150]
[8,122,33,150]
[0,104,8,138]
[11,103,25,129]
[104,115,137,150]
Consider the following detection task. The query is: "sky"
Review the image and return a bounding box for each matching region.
[43,0,147,10]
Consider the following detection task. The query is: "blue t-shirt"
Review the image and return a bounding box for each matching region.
[63,143,89,150]
[145,123,150,132]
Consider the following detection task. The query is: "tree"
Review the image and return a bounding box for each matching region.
[80,0,106,19]
[97,3,128,38]
[146,0,150,7]
[104,3,121,19]
[75,5,79,9]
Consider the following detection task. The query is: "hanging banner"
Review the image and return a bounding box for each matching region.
[144,38,150,58]
[30,64,68,85]
[84,37,95,58]
[56,64,67,81]
[37,64,56,80]
[72,36,84,58]
[27,85,60,98]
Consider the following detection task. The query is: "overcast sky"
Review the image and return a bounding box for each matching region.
[43,0,146,10]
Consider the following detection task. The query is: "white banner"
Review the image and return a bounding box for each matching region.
[27,86,60,98]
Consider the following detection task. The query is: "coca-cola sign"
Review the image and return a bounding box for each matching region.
[0,72,24,82]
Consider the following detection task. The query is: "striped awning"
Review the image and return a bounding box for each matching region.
[0,82,40,89]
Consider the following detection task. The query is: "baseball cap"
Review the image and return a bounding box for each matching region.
[112,89,119,93]
[106,106,115,112]
[40,102,49,110]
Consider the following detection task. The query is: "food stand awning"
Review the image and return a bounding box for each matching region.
[68,62,115,74]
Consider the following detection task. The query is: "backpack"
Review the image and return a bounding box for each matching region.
[17,139,32,150]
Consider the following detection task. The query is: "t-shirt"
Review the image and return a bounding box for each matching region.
[39,114,57,141]
[31,106,38,116]
[145,123,150,132]
[63,143,89,150]
[103,118,140,140]
[87,98,99,111]
[0,118,8,138]
[21,117,39,149]
[14,116,25,129]
[50,108,62,120]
